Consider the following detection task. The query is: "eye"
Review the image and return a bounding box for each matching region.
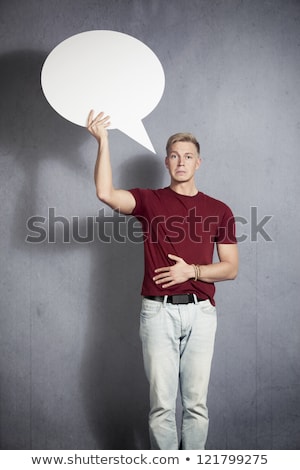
[185,154,192,159]
[170,154,177,159]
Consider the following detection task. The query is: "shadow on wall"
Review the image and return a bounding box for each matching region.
[0,50,87,227]
[0,50,87,450]
[0,50,165,449]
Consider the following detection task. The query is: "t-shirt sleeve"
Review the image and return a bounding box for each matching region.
[128,188,146,217]
[215,204,237,244]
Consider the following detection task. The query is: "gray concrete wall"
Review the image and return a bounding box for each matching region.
[0,0,299,449]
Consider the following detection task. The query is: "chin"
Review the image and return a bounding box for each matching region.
[173,175,189,182]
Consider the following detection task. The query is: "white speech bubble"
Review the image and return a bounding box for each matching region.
[41,30,165,153]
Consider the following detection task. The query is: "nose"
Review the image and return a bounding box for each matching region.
[178,156,185,165]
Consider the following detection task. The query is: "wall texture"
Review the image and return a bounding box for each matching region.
[0,0,299,450]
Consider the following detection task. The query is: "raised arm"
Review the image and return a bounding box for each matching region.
[87,111,136,215]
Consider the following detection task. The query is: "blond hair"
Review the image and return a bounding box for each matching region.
[166,132,200,155]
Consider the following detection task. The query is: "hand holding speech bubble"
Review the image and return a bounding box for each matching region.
[41,31,165,153]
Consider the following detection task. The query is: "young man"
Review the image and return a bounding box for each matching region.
[87,111,238,450]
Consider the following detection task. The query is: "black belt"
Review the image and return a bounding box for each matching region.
[145,294,206,305]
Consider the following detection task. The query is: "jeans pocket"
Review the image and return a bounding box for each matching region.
[140,298,163,320]
[199,299,217,316]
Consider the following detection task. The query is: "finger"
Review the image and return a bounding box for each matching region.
[154,271,173,282]
[153,270,170,280]
[95,114,111,128]
[102,116,111,127]
[88,111,106,127]
[161,280,176,288]
[87,109,94,126]
[154,266,169,274]
[96,111,111,121]
[168,254,182,262]
[154,274,170,282]
[155,276,173,285]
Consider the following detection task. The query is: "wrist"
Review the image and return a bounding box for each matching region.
[192,264,202,281]
[188,264,196,279]
[98,133,109,147]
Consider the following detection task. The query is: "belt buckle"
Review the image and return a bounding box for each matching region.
[170,294,189,304]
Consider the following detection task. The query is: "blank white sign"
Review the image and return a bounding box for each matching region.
[41,30,165,153]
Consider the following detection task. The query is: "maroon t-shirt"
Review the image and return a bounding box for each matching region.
[129,187,237,305]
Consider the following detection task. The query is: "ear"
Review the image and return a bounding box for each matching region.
[196,156,202,170]
[165,155,169,169]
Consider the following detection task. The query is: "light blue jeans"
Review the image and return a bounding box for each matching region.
[140,296,217,450]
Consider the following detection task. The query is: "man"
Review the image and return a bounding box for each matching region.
[87,111,238,450]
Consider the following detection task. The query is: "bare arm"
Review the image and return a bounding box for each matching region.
[153,244,238,288]
[196,243,239,282]
[87,111,136,215]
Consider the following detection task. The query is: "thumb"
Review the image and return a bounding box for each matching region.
[168,253,182,263]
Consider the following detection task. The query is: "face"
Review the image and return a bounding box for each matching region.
[165,141,201,183]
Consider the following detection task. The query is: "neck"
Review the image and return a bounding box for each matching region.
[169,181,198,196]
